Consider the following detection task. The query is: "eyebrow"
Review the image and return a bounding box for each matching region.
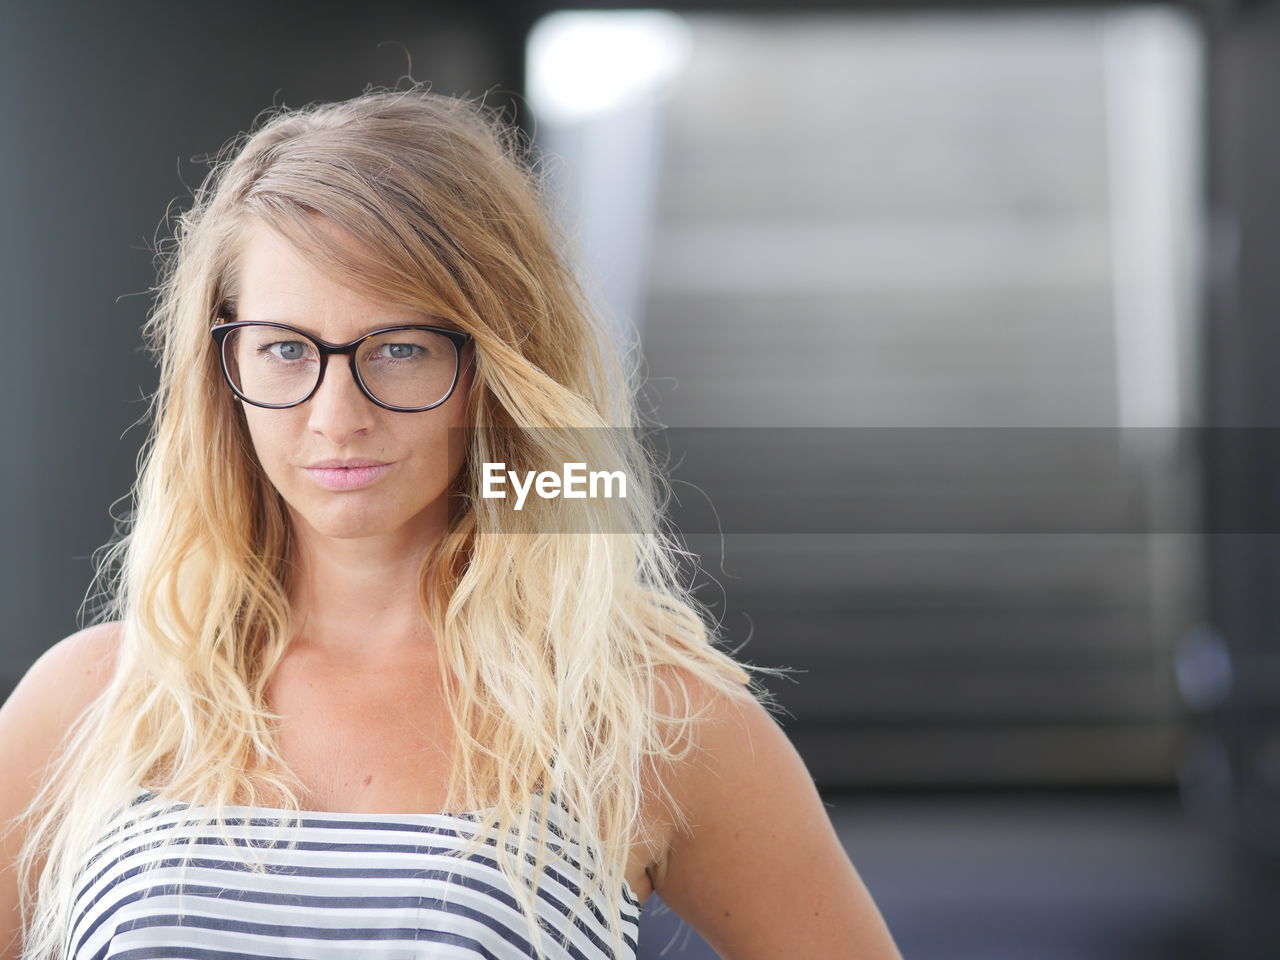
[247,316,464,338]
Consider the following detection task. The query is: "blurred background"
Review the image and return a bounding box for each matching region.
[3,0,1278,957]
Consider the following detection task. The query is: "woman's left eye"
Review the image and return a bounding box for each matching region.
[375,343,422,360]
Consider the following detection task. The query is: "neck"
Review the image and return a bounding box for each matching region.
[284,512,446,660]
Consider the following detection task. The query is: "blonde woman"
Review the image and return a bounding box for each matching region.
[0,87,901,960]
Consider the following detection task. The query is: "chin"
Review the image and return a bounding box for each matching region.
[288,494,446,543]
[311,519,392,541]
[286,497,388,538]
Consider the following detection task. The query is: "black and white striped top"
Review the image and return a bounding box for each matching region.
[68,792,642,960]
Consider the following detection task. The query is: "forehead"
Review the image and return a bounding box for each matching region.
[232,218,439,340]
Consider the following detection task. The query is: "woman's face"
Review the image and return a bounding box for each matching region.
[229,217,474,547]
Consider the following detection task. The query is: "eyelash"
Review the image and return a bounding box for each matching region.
[255,342,429,363]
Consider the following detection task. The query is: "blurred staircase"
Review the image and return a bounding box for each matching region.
[634,9,1201,787]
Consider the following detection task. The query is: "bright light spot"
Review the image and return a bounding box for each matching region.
[527,10,692,125]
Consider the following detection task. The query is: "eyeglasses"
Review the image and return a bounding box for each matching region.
[209,320,473,412]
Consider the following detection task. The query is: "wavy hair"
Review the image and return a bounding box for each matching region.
[14,84,780,960]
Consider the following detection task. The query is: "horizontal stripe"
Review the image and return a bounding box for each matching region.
[69,794,640,960]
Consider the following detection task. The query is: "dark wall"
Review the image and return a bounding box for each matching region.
[1200,1,1280,956]
[0,0,525,695]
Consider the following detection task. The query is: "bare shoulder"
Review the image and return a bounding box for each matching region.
[33,621,121,688]
[649,664,902,959]
[649,664,788,839]
[0,622,122,957]
[3,621,122,716]
[640,666,768,866]
[0,621,123,793]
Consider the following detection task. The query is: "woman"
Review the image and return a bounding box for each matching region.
[0,87,901,960]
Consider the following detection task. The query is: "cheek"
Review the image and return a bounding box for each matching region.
[421,381,472,475]
[412,422,456,468]
[403,421,466,493]
[241,410,290,470]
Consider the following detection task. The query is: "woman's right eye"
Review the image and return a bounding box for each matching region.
[261,341,309,361]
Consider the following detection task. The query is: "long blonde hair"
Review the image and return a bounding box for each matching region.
[15,84,779,960]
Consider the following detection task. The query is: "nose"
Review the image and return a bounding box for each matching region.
[306,356,377,444]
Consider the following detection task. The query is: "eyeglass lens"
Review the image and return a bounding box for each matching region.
[222,325,459,408]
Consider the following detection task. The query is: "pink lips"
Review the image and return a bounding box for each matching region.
[304,461,393,490]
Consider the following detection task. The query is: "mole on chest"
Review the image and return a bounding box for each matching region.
[267,668,455,809]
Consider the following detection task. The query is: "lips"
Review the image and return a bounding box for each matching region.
[303,462,394,491]
[306,458,390,469]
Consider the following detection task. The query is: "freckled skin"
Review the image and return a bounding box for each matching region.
[233,218,475,549]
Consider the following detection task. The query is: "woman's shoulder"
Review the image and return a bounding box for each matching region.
[640,664,907,958]
[0,623,123,954]
[23,621,121,702]
[643,662,772,834]
[0,621,122,751]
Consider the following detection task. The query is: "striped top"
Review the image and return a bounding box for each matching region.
[67,792,641,960]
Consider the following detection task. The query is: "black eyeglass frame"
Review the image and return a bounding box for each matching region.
[210,319,474,412]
